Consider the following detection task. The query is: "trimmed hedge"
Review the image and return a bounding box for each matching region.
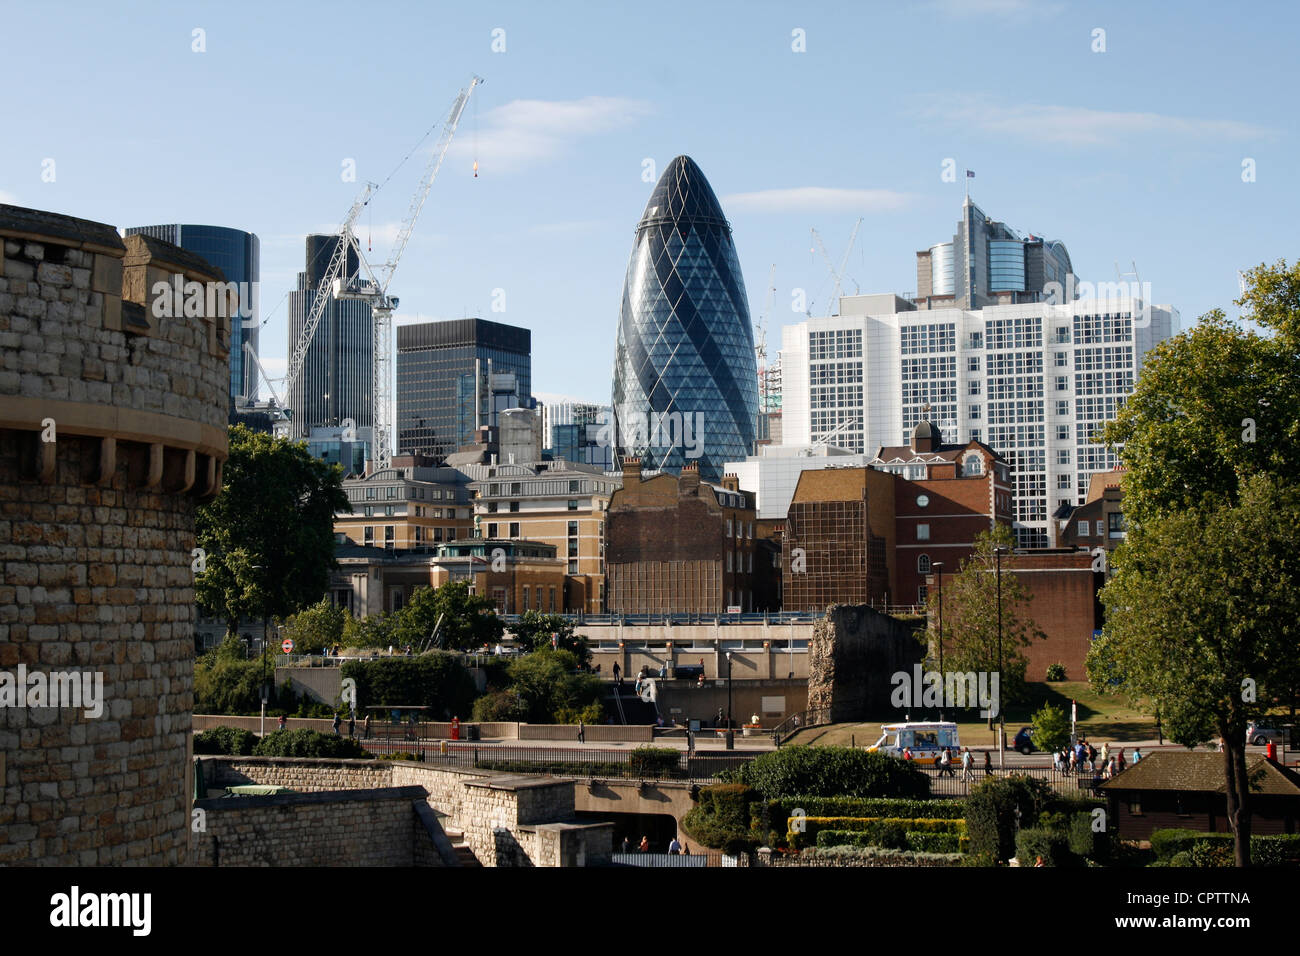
[193,726,260,755]
[759,796,964,827]
[789,815,965,850]
[733,745,930,800]
[683,784,763,855]
[805,845,963,866]
[251,729,372,759]
[815,829,968,854]
[1150,828,1300,866]
[627,747,681,777]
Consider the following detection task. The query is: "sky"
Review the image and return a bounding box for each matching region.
[2,0,1295,406]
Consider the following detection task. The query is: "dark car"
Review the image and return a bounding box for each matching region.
[1013,727,1037,755]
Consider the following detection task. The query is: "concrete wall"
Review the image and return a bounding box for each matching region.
[807,604,925,723]
[0,208,229,866]
[656,678,807,727]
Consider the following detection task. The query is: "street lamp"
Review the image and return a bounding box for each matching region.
[994,545,1008,770]
[725,650,734,751]
[932,562,944,721]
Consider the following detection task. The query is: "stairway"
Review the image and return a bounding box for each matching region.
[443,826,481,867]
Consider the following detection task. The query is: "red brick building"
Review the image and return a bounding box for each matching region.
[991,549,1104,681]
[782,421,1013,611]
[606,460,776,613]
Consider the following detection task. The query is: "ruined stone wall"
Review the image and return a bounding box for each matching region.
[0,206,229,865]
[806,604,925,723]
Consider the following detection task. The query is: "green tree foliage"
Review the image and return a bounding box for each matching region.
[193,726,260,755]
[681,784,763,854]
[341,610,391,649]
[196,425,351,637]
[386,582,504,652]
[964,774,1058,863]
[252,729,371,759]
[509,610,590,663]
[1029,702,1071,753]
[931,524,1044,705]
[732,746,930,800]
[193,636,298,715]
[1089,474,1300,865]
[340,654,477,719]
[280,599,345,655]
[502,649,604,724]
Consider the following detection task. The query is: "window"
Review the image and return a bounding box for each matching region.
[1056,400,1069,416]
[364,505,373,517]
[366,488,375,500]
[489,484,499,496]
[567,520,579,536]
[509,501,519,512]
[387,487,396,499]
[522,586,529,611]
[385,505,394,516]
[918,585,928,604]
[1056,425,1070,441]
[510,483,521,495]
[970,405,981,420]
[963,455,983,476]
[918,554,931,574]
[1055,327,1070,344]
[549,587,556,611]
[968,381,981,395]
[1056,376,1069,391]
[488,501,498,513]
[509,522,520,538]
[968,356,980,372]
[749,522,754,539]
[567,559,578,574]
[384,525,394,546]
[747,552,753,573]
[447,528,456,541]
[970,429,981,443]
[917,524,930,541]
[1057,449,1071,465]
[487,522,498,538]
[726,519,733,537]
[1077,520,1090,537]
[1057,474,1072,489]
[567,500,578,511]
[727,551,733,572]
[1055,351,1067,367]
[1108,512,1126,538]
[364,526,373,544]
[568,480,580,494]
[968,331,983,349]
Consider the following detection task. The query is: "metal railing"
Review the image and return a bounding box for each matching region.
[916,763,1111,799]
[771,706,834,745]
[498,611,822,627]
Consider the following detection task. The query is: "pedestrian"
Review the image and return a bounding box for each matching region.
[364,714,372,739]
[613,661,622,686]
[902,747,913,761]
[682,842,691,856]
[621,836,630,853]
[1087,741,1097,771]
[1100,742,1110,769]
[332,712,341,735]
[939,747,954,777]
[687,730,695,755]
[983,750,992,775]
[277,714,286,731]
[577,719,585,744]
[1116,748,1126,772]
[348,713,355,738]
[961,746,974,781]
[1132,747,1142,763]
[716,707,725,728]
[638,835,650,853]
[659,661,668,679]
[697,672,705,687]
[1034,855,1045,868]
[1052,748,1062,773]
[668,836,682,855]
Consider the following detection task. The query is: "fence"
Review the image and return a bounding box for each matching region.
[917,763,1109,799]
[357,739,755,784]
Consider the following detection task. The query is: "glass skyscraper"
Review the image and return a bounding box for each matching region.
[611,155,759,482]
[124,224,259,416]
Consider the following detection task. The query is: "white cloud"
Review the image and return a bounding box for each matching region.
[924,94,1273,146]
[722,187,913,214]
[450,96,653,173]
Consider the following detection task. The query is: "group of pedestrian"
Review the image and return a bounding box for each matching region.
[619,835,691,856]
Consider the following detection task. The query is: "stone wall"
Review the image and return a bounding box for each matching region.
[0,206,230,865]
[190,786,433,866]
[806,604,925,723]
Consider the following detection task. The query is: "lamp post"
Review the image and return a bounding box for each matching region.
[725,650,734,751]
[932,562,944,721]
[994,545,1008,770]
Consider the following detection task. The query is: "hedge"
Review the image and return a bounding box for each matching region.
[193,726,260,756]
[682,784,763,855]
[804,845,963,866]
[1015,827,1081,867]
[789,815,966,850]
[340,654,477,718]
[1151,829,1300,866]
[815,829,968,854]
[756,796,963,842]
[732,745,930,799]
[251,729,372,759]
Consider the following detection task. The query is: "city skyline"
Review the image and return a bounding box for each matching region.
[1,1,1294,407]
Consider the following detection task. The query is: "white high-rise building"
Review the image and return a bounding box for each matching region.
[781,293,1175,548]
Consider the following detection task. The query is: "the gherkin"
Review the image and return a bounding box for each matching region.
[611,156,759,482]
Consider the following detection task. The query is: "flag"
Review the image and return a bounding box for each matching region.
[966,170,975,178]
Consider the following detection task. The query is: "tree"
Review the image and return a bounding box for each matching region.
[1092,261,1300,867]
[386,582,504,652]
[1089,475,1300,866]
[281,599,345,655]
[509,610,591,664]
[503,649,603,724]
[931,524,1044,706]
[1029,702,1070,753]
[196,425,351,638]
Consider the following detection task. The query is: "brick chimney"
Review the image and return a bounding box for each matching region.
[679,460,700,496]
[622,457,642,489]
[721,472,740,492]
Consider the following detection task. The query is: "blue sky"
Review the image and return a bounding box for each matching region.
[2,0,1295,405]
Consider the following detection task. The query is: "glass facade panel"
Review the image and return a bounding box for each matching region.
[611,156,759,481]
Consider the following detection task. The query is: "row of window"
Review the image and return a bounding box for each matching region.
[900,324,957,355]
[725,551,755,573]
[809,328,863,360]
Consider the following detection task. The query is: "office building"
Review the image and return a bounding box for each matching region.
[125,223,259,416]
[285,234,373,445]
[611,155,759,481]
[334,454,475,553]
[396,318,531,460]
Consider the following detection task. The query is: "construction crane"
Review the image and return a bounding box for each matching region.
[800,416,861,456]
[269,75,482,470]
[809,217,863,316]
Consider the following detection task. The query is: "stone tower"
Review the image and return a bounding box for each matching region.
[0,205,230,864]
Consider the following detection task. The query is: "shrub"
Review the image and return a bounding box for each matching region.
[805,845,962,866]
[905,831,964,854]
[965,774,1058,863]
[1029,702,1071,753]
[789,816,965,850]
[193,726,259,755]
[627,747,681,777]
[1150,828,1233,862]
[252,729,372,759]
[1015,827,1079,867]
[342,654,477,719]
[1045,663,1067,681]
[1188,840,1234,868]
[735,746,930,800]
[682,784,762,855]
[1253,834,1300,867]
[758,796,964,832]
[471,689,527,722]
[555,701,605,726]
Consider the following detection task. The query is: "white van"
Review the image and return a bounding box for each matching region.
[867,722,960,765]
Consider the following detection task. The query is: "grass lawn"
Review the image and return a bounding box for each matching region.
[790,681,1159,749]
